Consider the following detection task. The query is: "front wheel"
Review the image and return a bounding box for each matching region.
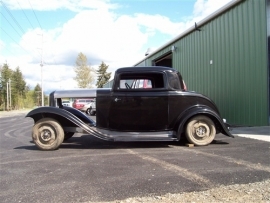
[185,115,216,146]
[32,118,64,150]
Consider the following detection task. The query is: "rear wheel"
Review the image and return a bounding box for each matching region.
[32,118,64,150]
[185,115,216,146]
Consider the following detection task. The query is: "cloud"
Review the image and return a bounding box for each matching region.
[1,0,234,93]
[193,0,232,20]
[2,0,119,12]
[134,14,187,37]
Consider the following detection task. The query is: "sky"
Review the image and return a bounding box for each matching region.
[0,0,232,93]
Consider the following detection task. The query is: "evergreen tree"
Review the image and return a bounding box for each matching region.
[0,63,46,110]
[73,52,94,88]
[0,63,13,110]
[33,84,42,106]
[12,67,27,109]
[96,61,111,88]
[24,89,35,108]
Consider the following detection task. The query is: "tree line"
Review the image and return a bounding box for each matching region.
[0,52,111,111]
[0,63,44,110]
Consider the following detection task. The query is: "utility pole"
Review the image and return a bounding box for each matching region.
[6,82,9,111]
[38,32,44,106]
[41,61,44,106]
[9,78,11,109]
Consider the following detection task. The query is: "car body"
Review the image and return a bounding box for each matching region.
[80,100,96,115]
[62,100,72,107]
[72,98,94,110]
[26,66,233,150]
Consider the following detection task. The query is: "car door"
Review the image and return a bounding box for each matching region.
[108,78,169,131]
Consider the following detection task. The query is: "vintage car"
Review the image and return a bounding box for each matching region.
[26,66,233,150]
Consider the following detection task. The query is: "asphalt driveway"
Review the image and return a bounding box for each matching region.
[0,113,270,202]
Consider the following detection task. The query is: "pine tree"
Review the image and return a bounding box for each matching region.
[96,61,111,88]
[12,67,27,109]
[33,84,42,106]
[0,63,13,110]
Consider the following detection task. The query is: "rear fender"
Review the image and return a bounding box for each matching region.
[176,106,233,140]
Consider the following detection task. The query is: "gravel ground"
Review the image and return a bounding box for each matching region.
[93,179,270,203]
[0,109,31,117]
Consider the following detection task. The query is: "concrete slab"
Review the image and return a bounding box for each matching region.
[231,126,270,142]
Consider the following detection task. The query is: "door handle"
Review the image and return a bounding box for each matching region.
[115,98,121,102]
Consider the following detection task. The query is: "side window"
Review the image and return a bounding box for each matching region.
[120,79,134,89]
[118,72,163,90]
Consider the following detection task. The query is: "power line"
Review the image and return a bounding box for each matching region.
[0,10,42,59]
[0,43,17,56]
[26,0,44,62]
[27,0,43,30]
[22,1,58,67]
[0,1,43,59]
[0,11,23,39]
[1,0,58,67]
[0,1,26,35]
[16,0,35,30]
[0,27,40,61]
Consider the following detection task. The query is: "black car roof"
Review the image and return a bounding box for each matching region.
[116,66,178,74]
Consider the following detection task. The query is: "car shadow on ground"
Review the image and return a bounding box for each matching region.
[62,135,182,149]
[61,134,229,149]
[14,134,229,151]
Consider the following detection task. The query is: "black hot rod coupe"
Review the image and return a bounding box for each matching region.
[26,66,233,150]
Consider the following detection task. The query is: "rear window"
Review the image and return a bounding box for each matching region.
[167,71,185,90]
[167,72,181,90]
[117,72,164,90]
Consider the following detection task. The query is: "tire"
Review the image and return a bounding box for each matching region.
[185,115,216,146]
[32,118,64,150]
[86,107,92,115]
[90,109,95,116]
[64,132,74,140]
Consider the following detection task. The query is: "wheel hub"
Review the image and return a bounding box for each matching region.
[194,123,209,138]
[41,129,52,141]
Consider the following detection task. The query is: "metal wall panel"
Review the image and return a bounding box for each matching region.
[139,0,268,126]
[180,0,268,126]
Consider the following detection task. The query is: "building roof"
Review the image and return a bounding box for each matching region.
[134,0,243,66]
[116,66,178,73]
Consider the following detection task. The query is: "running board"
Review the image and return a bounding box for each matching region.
[63,126,178,142]
[91,127,178,142]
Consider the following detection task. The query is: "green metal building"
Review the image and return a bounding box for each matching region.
[105,0,270,126]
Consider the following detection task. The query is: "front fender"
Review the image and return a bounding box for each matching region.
[25,107,113,141]
[176,106,233,140]
[26,106,95,126]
